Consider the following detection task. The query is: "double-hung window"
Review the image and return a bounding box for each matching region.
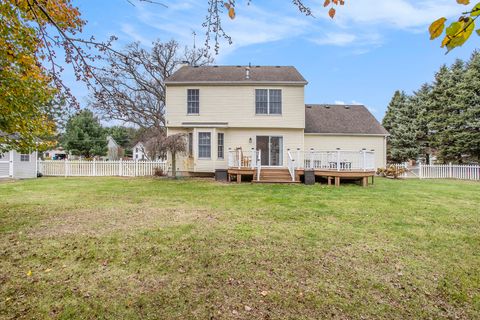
[217,133,224,159]
[187,89,200,114]
[198,132,211,159]
[255,89,282,115]
[20,154,30,162]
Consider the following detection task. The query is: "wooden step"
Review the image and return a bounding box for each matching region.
[253,180,301,184]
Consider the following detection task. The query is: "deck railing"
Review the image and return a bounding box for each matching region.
[287,150,296,181]
[302,149,376,171]
[227,149,258,169]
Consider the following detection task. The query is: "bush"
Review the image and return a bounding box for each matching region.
[376,165,407,179]
[153,167,165,177]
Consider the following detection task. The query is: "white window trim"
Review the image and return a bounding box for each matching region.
[198,132,211,159]
[187,88,200,115]
[255,89,282,115]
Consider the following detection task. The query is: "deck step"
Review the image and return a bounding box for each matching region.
[253,180,301,184]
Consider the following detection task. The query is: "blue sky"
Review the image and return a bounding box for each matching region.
[66,0,479,121]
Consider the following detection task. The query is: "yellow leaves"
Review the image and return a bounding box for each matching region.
[26,270,32,277]
[430,1,480,53]
[429,17,447,40]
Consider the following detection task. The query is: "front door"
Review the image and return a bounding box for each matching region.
[256,136,283,166]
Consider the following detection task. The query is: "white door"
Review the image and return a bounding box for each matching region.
[0,151,11,178]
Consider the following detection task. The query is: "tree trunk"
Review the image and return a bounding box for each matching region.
[171,151,176,178]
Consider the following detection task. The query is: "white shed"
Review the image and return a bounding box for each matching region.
[0,150,38,179]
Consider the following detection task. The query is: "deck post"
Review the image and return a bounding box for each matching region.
[362,148,367,172]
[237,149,241,168]
[297,148,301,169]
[310,148,314,169]
[251,148,256,169]
[336,148,341,171]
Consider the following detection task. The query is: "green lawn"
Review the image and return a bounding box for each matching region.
[0,177,479,319]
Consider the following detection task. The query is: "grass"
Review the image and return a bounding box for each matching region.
[0,177,479,319]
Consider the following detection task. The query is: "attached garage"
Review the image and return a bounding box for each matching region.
[304,104,389,169]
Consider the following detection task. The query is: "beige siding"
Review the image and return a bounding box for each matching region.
[166,85,305,129]
[167,127,304,174]
[304,135,387,168]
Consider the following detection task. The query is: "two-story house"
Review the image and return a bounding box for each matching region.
[165,65,388,184]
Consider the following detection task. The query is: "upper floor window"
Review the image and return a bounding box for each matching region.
[20,154,30,162]
[255,89,282,115]
[198,132,211,159]
[187,89,200,114]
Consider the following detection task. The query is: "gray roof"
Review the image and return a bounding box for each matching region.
[165,65,307,84]
[305,104,389,135]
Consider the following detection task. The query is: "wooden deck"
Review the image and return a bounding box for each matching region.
[227,167,375,186]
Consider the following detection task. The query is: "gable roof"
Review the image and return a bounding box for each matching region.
[305,104,389,135]
[165,65,307,85]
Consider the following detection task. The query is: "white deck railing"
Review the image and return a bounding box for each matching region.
[227,149,258,169]
[302,149,376,171]
[287,150,296,181]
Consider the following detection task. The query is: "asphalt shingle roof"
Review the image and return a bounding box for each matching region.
[165,65,307,84]
[305,104,389,135]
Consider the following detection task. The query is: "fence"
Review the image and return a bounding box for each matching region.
[388,163,480,181]
[38,160,168,177]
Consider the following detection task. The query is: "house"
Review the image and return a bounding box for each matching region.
[0,150,38,179]
[107,136,123,160]
[43,147,67,160]
[164,65,388,184]
[132,141,147,160]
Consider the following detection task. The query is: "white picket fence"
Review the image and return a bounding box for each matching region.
[389,163,480,181]
[38,160,168,177]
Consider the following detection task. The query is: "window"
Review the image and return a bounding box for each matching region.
[198,132,211,159]
[187,89,200,114]
[188,132,193,157]
[255,89,268,114]
[217,133,224,159]
[20,154,30,162]
[255,89,282,115]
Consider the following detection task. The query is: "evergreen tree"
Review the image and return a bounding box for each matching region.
[410,83,433,163]
[457,51,480,162]
[62,110,107,158]
[429,60,466,162]
[383,90,419,162]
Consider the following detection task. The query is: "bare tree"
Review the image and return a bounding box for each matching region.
[91,40,213,130]
[161,133,187,177]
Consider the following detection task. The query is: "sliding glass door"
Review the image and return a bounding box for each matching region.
[256,136,283,166]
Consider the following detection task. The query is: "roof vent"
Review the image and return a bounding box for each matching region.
[275,66,281,68]
[306,105,312,109]
[245,66,250,80]
[344,105,350,109]
[213,65,218,68]
[325,105,331,109]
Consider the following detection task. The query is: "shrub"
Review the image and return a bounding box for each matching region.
[376,165,407,179]
[153,167,165,177]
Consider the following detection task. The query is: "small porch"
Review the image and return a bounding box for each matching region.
[227,149,376,186]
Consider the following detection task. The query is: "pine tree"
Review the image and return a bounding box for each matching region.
[410,83,433,163]
[62,110,107,158]
[456,51,480,162]
[383,91,419,162]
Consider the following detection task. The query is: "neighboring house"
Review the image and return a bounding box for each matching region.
[132,142,147,160]
[107,136,122,160]
[0,150,38,179]
[164,65,388,181]
[43,148,67,160]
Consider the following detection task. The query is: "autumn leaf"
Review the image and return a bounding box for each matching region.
[228,7,235,19]
[429,17,447,40]
[329,7,336,18]
[471,2,480,16]
[26,270,32,277]
[457,0,470,4]
[324,0,330,7]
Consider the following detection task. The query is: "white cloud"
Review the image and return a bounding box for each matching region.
[120,23,153,47]
[310,33,356,46]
